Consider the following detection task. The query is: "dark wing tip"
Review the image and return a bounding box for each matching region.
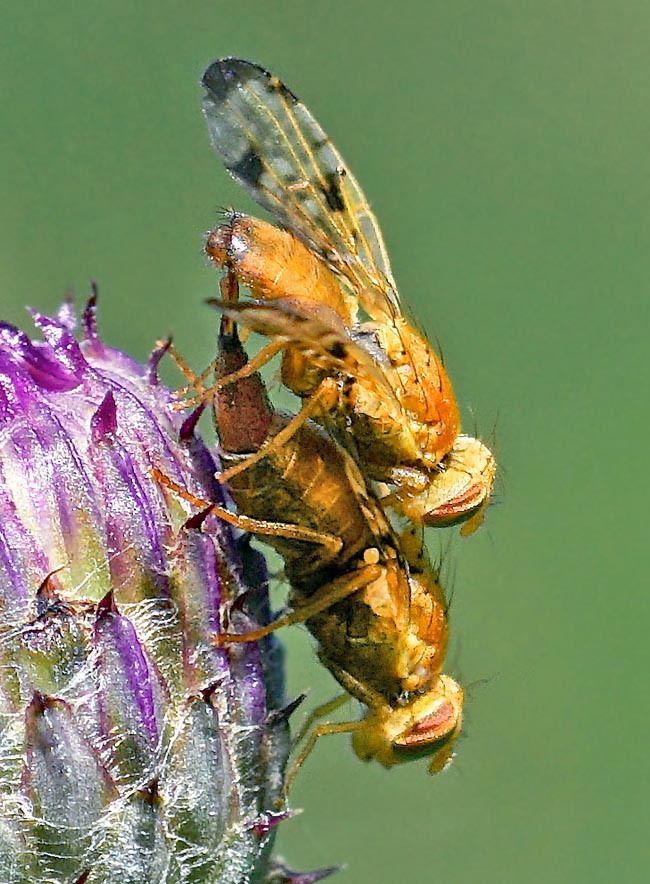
[202,57,270,102]
[201,56,299,105]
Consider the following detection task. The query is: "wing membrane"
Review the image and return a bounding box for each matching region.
[207,298,400,409]
[202,57,400,320]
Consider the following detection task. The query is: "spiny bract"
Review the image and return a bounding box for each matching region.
[0,298,327,884]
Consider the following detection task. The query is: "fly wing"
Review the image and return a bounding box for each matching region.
[207,297,400,407]
[202,57,400,321]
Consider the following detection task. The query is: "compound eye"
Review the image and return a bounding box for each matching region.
[392,700,460,763]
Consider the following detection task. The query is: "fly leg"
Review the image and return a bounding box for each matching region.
[214,561,382,645]
[176,339,286,408]
[206,274,343,483]
[152,468,342,554]
[164,269,285,406]
[216,375,339,484]
[281,664,393,797]
[283,715,362,797]
[165,348,214,405]
[291,694,350,751]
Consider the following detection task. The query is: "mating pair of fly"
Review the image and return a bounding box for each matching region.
[164,57,496,789]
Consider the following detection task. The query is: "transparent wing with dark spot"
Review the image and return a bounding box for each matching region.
[207,298,402,409]
[202,57,400,321]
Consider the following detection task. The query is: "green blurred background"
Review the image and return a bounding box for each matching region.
[1,2,648,882]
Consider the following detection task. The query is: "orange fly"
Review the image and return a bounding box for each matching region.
[161,280,463,787]
[200,57,495,533]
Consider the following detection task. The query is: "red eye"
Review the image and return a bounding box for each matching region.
[394,700,459,751]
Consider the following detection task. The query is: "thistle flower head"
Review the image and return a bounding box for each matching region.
[0,297,328,884]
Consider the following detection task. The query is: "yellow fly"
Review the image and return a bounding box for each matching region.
[201,57,495,532]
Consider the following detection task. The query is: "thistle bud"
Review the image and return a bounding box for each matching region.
[0,298,330,883]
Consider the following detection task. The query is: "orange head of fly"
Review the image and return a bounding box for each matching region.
[351,674,463,773]
[396,434,497,531]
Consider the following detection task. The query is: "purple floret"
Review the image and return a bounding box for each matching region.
[0,298,299,883]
